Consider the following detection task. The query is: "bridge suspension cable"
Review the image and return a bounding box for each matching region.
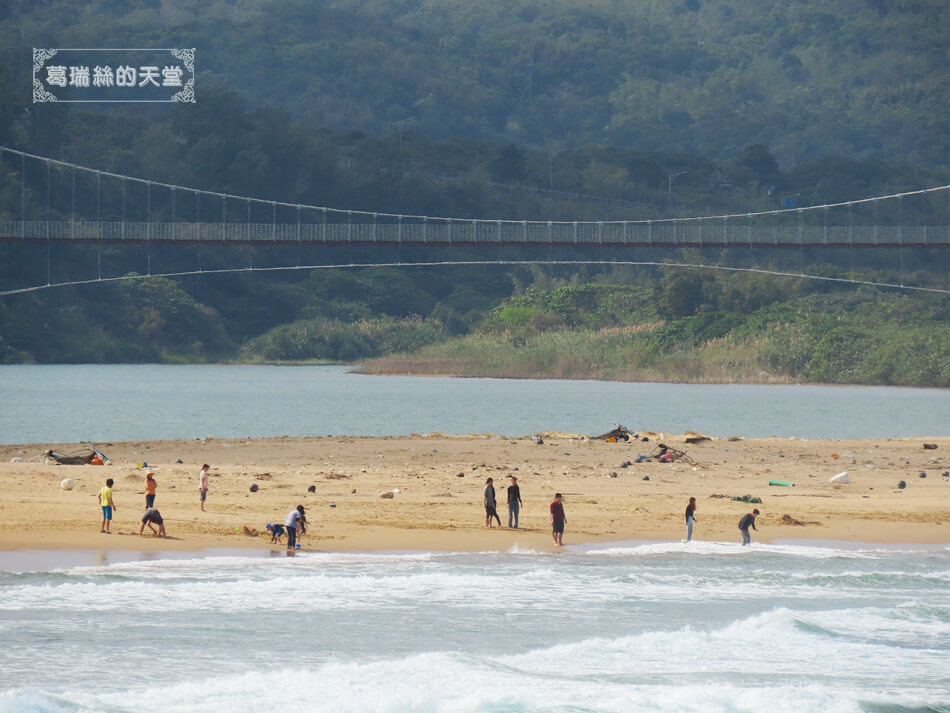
[1,145,948,295]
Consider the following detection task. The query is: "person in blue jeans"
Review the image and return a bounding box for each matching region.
[738,509,759,545]
[507,476,523,529]
[284,505,306,549]
[685,497,697,542]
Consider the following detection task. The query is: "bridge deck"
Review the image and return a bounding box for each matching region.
[1,221,948,249]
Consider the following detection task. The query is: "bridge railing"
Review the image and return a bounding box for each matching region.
[0,220,947,246]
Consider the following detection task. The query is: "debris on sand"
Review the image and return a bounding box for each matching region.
[732,494,762,504]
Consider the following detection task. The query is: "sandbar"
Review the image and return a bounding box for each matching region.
[0,433,947,556]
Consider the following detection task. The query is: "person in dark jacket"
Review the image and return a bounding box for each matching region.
[550,493,566,546]
[484,478,501,528]
[738,509,759,545]
[507,476,523,529]
[685,497,697,542]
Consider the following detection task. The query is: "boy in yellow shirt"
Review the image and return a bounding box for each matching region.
[98,478,117,533]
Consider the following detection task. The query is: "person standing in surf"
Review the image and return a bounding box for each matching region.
[145,472,157,509]
[685,496,697,542]
[738,509,759,545]
[484,478,501,528]
[198,464,210,511]
[507,476,523,529]
[550,493,566,546]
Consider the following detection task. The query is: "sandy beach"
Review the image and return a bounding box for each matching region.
[0,433,947,555]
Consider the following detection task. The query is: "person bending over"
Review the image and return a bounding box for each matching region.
[140,507,166,537]
[284,505,306,549]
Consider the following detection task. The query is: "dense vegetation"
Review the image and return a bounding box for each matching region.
[360,276,950,386]
[0,1,947,385]
[2,0,947,169]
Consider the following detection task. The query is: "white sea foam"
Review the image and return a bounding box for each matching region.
[3,645,941,713]
[1,548,947,713]
[581,539,885,559]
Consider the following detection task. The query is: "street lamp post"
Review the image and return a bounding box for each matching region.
[668,169,689,213]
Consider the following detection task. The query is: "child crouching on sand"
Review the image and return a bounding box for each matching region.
[265,523,285,544]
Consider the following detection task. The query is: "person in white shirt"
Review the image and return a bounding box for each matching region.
[199,464,210,511]
[284,505,306,549]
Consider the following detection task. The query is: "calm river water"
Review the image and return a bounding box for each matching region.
[0,364,946,443]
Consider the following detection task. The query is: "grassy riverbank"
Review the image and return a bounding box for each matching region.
[358,285,950,386]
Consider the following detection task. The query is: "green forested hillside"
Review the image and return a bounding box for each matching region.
[0,1,948,384]
[1,0,948,168]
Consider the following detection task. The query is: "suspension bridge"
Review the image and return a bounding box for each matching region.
[1,146,949,295]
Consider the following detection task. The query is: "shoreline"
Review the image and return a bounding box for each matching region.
[1,433,947,556]
[2,538,947,573]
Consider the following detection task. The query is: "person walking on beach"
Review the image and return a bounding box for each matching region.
[284,505,306,549]
[738,509,759,545]
[550,493,566,546]
[145,472,157,509]
[98,478,117,533]
[198,464,210,511]
[139,507,166,537]
[685,496,697,542]
[484,478,501,528]
[507,476,523,529]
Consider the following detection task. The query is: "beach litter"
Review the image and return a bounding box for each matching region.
[829,472,851,485]
[732,494,762,503]
[249,483,259,492]
[592,423,635,442]
[43,446,110,466]
[308,485,317,492]
[650,443,696,465]
[378,488,400,499]
[769,480,795,487]
[60,478,75,490]
[897,480,907,489]
[922,443,937,450]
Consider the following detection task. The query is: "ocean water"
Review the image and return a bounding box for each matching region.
[1,541,948,713]
[0,364,948,444]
